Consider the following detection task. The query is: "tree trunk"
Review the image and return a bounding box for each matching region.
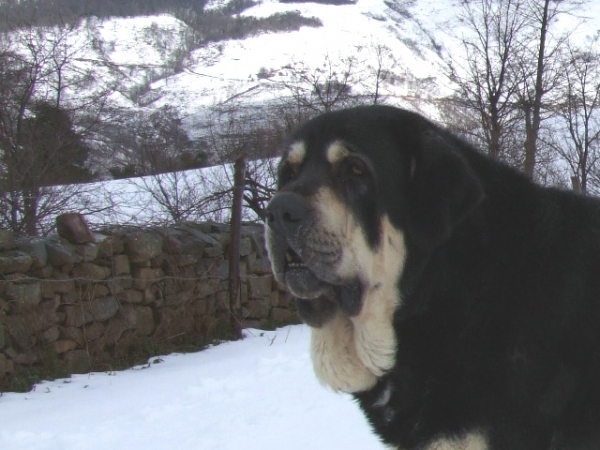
[523,0,550,178]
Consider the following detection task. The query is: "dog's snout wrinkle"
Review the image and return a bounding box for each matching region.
[266,192,310,236]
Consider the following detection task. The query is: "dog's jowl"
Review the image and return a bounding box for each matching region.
[265,105,600,450]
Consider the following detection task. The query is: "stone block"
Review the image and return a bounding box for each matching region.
[14,351,39,365]
[247,230,267,255]
[270,290,280,307]
[111,330,138,360]
[133,267,162,290]
[239,261,248,282]
[71,263,111,282]
[197,279,220,298]
[63,349,91,374]
[204,246,222,258]
[90,284,110,299]
[53,339,77,354]
[46,241,77,266]
[64,296,119,327]
[124,232,163,263]
[142,288,157,304]
[164,290,194,307]
[177,237,206,258]
[103,317,128,346]
[240,318,266,329]
[75,243,100,262]
[64,305,94,328]
[239,237,253,257]
[171,306,195,334]
[7,282,42,312]
[174,254,198,267]
[107,277,129,293]
[0,229,16,251]
[278,291,293,309]
[4,316,32,350]
[246,299,270,319]
[16,239,48,269]
[56,213,95,244]
[118,305,138,330]
[60,327,85,346]
[248,275,272,299]
[116,289,143,304]
[194,298,208,316]
[112,254,130,275]
[212,260,229,280]
[240,283,248,305]
[0,250,32,274]
[0,353,13,374]
[88,296,120,322]
[21,303,59,333]
[84,322,104,342]
[40,326,60,344]
[245,253,273,274]
[97,235,124,258]
[62,290,78,304]
[184,227,220,247]
[270,308,295,323]
[161,232,183,254]
[32,265,53,279]
[45,275,75,295]
[134,306,155,336]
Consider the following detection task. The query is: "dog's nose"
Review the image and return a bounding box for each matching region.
[266,192,309,235]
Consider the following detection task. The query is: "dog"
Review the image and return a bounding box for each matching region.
[264,105,600,450]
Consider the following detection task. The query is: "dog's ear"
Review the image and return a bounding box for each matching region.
[406,129,484,248]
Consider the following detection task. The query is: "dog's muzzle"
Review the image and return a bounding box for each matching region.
[265,192,328,299]
[265,192,363,325]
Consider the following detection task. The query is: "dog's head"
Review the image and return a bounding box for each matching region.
[265,106,483,392]
[266,106,483,331]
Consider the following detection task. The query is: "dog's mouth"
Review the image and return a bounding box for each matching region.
[284,247,328,299]
[282,246,363,322]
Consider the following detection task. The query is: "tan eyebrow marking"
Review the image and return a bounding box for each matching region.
[286,141,306,165]
[326,140,350,164]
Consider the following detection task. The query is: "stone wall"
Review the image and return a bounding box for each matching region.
[0,222,295,391]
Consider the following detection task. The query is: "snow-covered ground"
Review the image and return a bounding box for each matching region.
[0,325,386,450]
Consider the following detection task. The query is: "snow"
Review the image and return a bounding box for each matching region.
[0,325,386,450]
[148,0,453,122]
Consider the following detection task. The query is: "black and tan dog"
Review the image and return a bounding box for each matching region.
[264,105,600,450]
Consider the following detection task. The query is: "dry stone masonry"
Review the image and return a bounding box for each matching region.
[0,221,295,390]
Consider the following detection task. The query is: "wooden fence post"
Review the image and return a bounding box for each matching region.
[229,155,246,339]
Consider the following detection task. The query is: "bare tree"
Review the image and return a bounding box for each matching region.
[515,0,579,178]
[364,42,398,105]
[544,37,600,193]
[282,53,364,114]
[0,23,116,235]
[448,0,527,160]
[447,0,585,180]
[204,102,279,220]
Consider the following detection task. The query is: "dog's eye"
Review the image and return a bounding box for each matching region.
[350,164,363,176]
[346,159,367,177]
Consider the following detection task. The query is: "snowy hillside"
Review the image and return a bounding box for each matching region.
[7,0,600,140]
[21,0,600,139]
[8,0,458,134]
[151,0,453,123]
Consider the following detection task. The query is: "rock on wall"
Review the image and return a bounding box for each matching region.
[0,222,295,390]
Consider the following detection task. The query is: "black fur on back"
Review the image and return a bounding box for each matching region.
[271,105,600,449]
[329,106,600,449]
